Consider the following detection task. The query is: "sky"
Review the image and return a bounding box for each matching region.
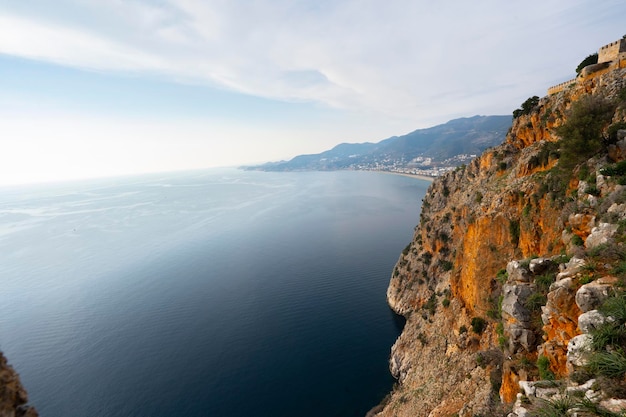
[1,0,625,185]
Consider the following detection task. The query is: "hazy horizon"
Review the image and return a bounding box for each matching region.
[2,1,625,185]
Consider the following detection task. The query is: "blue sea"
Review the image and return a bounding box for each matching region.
[0,168,428,417]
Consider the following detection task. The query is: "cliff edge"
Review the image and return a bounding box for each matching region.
[378,48,626,416]
[0,352,37,417]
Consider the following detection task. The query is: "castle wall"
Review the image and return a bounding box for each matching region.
[547,78,576,95]
[548,39,626,95]
[598,39,626,63]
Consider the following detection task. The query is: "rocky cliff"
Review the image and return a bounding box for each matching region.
[377,64,626,416]
[0,352,37,417]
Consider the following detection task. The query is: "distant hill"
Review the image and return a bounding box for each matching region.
[243,115,512,172]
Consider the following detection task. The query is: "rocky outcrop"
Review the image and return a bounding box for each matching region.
[0,353,37,417]
[378,64,626,416]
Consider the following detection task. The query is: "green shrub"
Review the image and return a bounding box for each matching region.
[576,53,598,74]
[579,275,594,285]
[575,397,623,417]
[525,292,547,312]
[459,325,468,334]
[471,317,487,334]
[590,322,626,350]
[423,293,437,315]
[599,294,626,323]
[496,269,508,284]
[607,121,626,144]
[513,96,540,118]
[556,95,616,170]
[442,298,450,308]
[601,160,626,178]
[537,355,555,380]
[533,396,575,417]
[535,273,555,292]
[439,260,453,271]
[587,349,626,378]
[585,185,601,196]
[612,261,626,276]
[571,235,584,246]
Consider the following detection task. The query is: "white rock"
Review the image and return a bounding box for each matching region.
[585,222,619,249]
[507,260,532,283]
[566,378,596,394]
[576,281,614,312]
[557,257,585,280]
[567,334,593,367]
[578,310,610,333]
[519,381,536,397]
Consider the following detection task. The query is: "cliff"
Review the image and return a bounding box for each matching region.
[377,63,626,416]
[0,352,37,417]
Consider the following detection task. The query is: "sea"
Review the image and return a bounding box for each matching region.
[0,168,429,417]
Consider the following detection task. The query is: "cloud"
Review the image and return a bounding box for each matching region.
[1,0,625,124]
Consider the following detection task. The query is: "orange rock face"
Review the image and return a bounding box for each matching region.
[381,67,626,416]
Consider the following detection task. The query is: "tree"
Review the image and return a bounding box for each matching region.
[576,53,598,74]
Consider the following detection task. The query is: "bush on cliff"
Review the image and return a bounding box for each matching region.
[576,53,599,74]
[556,95,616,170]
[513,96,540,118]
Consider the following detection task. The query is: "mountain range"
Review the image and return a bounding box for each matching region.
[243,115,512,173]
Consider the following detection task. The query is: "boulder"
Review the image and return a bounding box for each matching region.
[529,258,554,275]
[502,284,534,325]
[568,213,596,236]
[608,203,626,220]
[507,260,532,283]
[567,334,593,367]
[508,324,536,353]
[585,222,619,249]
[557,257,585,280]
[578,310,611,333]
[576,279,616,312]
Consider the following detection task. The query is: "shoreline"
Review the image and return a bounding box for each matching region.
[372,170,435,182]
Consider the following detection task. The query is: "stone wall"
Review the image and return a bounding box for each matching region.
[548,39,626,95]
[599,38,626,64]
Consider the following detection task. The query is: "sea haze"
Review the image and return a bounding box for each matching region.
[0,169,429,417]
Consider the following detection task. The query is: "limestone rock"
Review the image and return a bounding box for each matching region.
[567,334,593,368]
[556,257,585,280]
[608,137,626,162]
[566,379,596,395]
[507,324,535,353]
[599,398,626,413]
[507,261,532,283]
[585,222,619,249]
[540,277,581,376]
[576,279,615,312]
[578,310,610,333]
[568,213,595,237]
[502,284,534,325]
[529,258,554,275]
[608,203,626,220]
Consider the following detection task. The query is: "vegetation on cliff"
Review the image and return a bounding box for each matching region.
[378,63,626,417]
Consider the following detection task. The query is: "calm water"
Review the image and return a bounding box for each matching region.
[0,169,428,417]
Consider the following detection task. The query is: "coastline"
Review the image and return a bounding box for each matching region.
[372,170,435,182]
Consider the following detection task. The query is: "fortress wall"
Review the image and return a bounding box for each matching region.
[547,78,576,95]
[598,39,626,63]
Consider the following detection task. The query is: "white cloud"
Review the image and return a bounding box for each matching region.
[1,0,625,125]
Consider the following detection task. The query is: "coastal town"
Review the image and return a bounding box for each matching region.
[350,153,479,177]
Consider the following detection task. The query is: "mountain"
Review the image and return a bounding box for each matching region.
[244,115,512,174]
[374,44,626,416]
